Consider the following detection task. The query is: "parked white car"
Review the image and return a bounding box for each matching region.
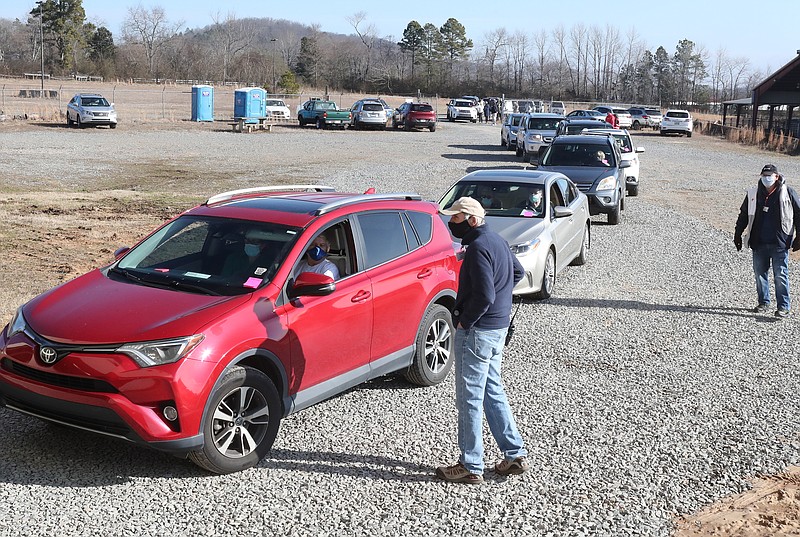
[549,101,566,115]
[660,109,693,137]
[66,93,117,128]
[265,99,291,120]
[447,99,478,122]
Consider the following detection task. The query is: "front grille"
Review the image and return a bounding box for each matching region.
[576,184,592,192]
[1,358,118,393]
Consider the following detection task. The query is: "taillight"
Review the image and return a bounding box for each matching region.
[323,112,328,118]
[642,115,649,119]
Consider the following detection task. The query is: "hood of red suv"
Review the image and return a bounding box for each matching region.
[23,269,249,345]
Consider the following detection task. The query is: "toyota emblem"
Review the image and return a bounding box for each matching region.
[39,346,58,364]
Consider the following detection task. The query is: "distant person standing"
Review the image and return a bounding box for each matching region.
[477,100,484,123]
[483,101,490,125]
[734,164,800,317]
[435,197,528,484]
[489,99,498,125]
[605,111,618,128]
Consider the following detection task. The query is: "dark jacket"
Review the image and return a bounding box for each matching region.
[735,178,800,250]
[453,225,524,330]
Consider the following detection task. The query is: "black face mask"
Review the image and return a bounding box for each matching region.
[448,219,472,239]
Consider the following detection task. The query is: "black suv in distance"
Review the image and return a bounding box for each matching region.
[536,134,630,225]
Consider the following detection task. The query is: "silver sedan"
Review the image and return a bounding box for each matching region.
[439,169,591,298]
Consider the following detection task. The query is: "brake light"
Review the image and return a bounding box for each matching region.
[323,111,327,118]
[642,115,649,119]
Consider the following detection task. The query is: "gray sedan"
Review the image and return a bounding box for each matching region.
[439,169,590,298]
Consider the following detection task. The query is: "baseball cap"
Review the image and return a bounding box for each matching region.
[761,164,778,175]
[440,196,486,218]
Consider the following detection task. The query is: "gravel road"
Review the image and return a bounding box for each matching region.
[0,120,799,536]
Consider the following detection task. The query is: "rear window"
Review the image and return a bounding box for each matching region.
[667,111,689,118]
[411,104,433,112]
[363,103,383,111]
[645,109,661,115]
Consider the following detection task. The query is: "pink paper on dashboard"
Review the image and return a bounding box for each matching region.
[244,277,262,288]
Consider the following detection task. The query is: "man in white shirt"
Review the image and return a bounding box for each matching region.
[295,234,340,280]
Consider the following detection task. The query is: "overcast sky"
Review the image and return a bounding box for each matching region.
[5,0,797,76]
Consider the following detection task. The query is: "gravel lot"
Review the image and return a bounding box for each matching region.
[0,120,799,536]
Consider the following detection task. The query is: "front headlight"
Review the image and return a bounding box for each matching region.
[596,176,617,191]
[528,133,543,142]
[118,334,204,367]
[5,307,26,338]
[510,238,541,257]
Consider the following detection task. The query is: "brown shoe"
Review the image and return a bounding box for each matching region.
[494,457,529,476]
[435,462,483,484]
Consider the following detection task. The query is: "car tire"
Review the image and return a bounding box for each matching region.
[515,145,523,157]
[471,118,477,123]
[110,123,117,129]
[404,121,411,132]
[570,223,590,266]
[404,304,454,387]
[501,137,506,147]
[608,197,622,225]
[522,150,531,163]
[533,249,556,300]
[632,121,640,130]
[429,124,436,132]
[687,132,692,138]
[316,118,323,130]
[76,116,83,128]
[66,113,73,127]
[628,183,639,197]
[188,365,281,474]
[297,116,305,127]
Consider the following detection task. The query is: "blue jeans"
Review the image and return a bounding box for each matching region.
[455,326,526,474]
[752,245,790,311]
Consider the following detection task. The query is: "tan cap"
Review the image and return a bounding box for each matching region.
[440,196,486,218]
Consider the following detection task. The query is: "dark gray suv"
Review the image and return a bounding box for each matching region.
[536,134,631,225]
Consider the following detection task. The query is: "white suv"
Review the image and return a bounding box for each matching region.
[660,109,693,137]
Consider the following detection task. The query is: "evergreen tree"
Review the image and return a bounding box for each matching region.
[30,0,86,72]
[397,21,425,82]
[295,35,320,86]
[436,18,472,82]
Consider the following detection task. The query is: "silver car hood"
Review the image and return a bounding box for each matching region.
[485,216,546,246]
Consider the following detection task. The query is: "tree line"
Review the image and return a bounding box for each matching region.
[0,1,767,108]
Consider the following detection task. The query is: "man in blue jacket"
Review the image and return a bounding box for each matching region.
[436,196,528,484]
[734,164,800,317]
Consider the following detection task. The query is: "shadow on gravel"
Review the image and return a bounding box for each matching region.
[0,418,204,485]
[448,144,506,152]
[538,297,770,319]
[441,152,514,162]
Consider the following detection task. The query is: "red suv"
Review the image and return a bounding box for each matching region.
[392,101,437,132]
[0,186,459,473]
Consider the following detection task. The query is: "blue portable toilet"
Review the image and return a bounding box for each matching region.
[191,84,214,121]
[234,87,266,123]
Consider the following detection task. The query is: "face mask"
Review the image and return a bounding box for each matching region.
[530,194,542,206]
[244,243,261,257]
[481,197,492,207]
[306,245,327,261]
[761,174,777,188]
[448,219,472,239]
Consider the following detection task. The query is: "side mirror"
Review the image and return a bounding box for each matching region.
[553,206,574,218]
[287,272,335,299]
[635,146,645,153]
[619,160,632,169]
[113,246,130,259]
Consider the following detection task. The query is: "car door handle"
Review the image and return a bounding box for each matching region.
[351,290,372,303]
[417,268,434,279]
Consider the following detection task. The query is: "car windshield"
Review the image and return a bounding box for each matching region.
[440,181,546,218]
[411,104,433,112]
[542,143,617,167]
[266,100,286,107]
[454,100,472,107]
[82,97,109,107]
[527,118,559,130]
[114,215,301,296]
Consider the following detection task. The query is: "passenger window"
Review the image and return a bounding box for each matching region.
[405,211,433,245]
[549,184,565,209]
[357,212,409,268]
[556,178,574,205]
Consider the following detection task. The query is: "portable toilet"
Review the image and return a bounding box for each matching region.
[191,84,214,122]
[234,87,266,123]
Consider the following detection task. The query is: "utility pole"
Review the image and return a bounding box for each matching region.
[270,38,277,92]
[39,1,45,94]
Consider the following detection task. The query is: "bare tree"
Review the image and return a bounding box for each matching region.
[531,28,550,91]
[481,28,507,86]
[346,11,376,86]
[210,12,253,84]
[122,5,183,79]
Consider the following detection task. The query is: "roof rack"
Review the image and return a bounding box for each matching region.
[314,193,423,216]
[204,185,335,206]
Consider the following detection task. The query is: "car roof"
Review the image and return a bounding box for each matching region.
[551,134,616,145]
[186,187,427,228]
[75,93,105,98]
[526,113,563,118]
[458,168,566,184]
[561,118,607,124]
[582,128,630,136]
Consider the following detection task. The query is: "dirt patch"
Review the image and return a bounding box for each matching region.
[674,466,800,536]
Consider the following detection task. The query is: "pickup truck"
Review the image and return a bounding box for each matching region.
[297,99,351,129]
